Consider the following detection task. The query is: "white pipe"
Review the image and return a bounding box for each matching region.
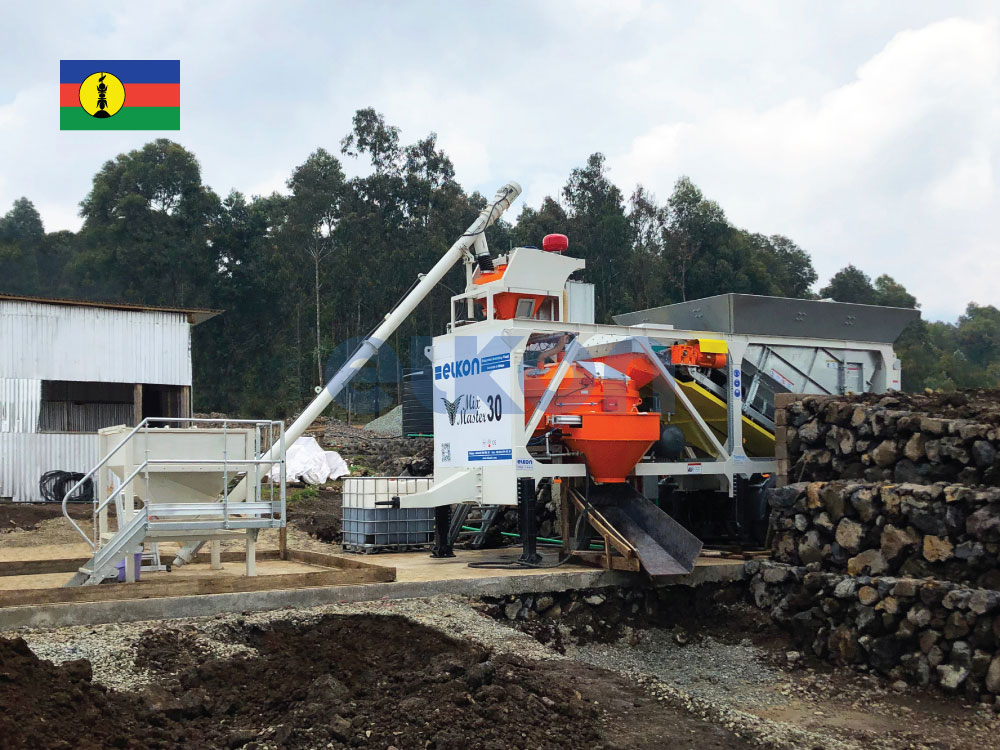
[172,181,521,564]
[283,180,520,448]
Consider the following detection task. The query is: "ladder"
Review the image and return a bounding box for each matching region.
[448,504,502,548]
[66,506,149,586]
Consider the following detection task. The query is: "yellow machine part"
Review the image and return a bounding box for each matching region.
[693,338,728,354]
[668,380,775,458]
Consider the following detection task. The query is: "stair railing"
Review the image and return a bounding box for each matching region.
[62,417,287,551]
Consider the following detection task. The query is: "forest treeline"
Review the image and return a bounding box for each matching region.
[0,108,997,417]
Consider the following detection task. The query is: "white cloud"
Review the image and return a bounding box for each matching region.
[924,153,995,211]
[610,17,1000,320]
[0,3,997,322]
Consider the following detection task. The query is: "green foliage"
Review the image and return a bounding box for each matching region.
[0,109,996,411]
[287,485,319,504]
[0,197,44,293]
[75,139,221,306]
[819,265,877,304]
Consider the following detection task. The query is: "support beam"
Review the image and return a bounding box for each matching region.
[132,383,143,427]
[524,336,583,438]
[180,386,191,421]
[245,529,258,577]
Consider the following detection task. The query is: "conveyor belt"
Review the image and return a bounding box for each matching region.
[669,380,776,458]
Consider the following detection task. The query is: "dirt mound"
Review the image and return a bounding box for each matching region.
[319,421,432,476]
[133,613,748,750]
[0,636,174,750]
[0,502,89,532]
[286,486,343,543]
[134,614,605,749]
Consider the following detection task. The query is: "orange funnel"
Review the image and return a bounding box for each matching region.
[562,412,660,483]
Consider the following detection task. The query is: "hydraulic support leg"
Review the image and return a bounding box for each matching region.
[517,478,542,565]
[431,505,456,558]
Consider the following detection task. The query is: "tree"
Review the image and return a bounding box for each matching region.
[562,153,630,320]
[873,274,917,309]
[664,177,729,301]
[819,265,877,305]
[0,197,44,294]
[76,139,221,306]
[511,197,569,250]
[760,235,817,298]
[286,148,347,388]
[624,185,668,311]
[955,303,1000,370]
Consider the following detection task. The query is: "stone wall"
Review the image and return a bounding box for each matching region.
[481,582,747,645]
[749,560,1000,704]
[776,392,1000,487]
[769,481,1000,588]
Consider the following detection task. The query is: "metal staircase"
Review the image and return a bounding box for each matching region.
[66,506,149,586]
[448,504,502,548]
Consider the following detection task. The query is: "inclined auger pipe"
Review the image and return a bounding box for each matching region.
[172,181,522,566]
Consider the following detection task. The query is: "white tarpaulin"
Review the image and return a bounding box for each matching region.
[270,436,350,485]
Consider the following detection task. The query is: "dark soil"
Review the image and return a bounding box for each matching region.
[0,501,90,532]
[286,486,343,543]
[0,614,753,750]
[136,613,750,750]
[0,636,172,750]
[316,420,432,477]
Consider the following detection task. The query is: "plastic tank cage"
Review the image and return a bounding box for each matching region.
[341,477,434,552]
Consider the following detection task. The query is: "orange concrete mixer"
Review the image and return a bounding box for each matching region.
[523,351,660,483]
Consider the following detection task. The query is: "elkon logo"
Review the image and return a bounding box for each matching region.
[434,352,511,381]
[435,357,481,381]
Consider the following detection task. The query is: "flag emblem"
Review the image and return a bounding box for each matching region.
[78,71,125,118]
[60,60,180,130]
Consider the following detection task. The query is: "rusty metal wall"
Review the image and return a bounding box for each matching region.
[0,432,98,502]
[0,300,192,385]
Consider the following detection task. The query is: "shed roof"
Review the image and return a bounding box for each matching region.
[0,293,222,325]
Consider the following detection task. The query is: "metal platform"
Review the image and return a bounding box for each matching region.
[614,293,919,343]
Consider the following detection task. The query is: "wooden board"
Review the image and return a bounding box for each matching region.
[569,550,640,572]
[0,565,394,608]
[286,548,390,571]
[0,549,281,577]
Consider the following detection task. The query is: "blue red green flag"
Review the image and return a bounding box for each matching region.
[60,60,180,130]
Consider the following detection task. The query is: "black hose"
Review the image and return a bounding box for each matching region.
[467,510,588,570]
[39,470,93,504]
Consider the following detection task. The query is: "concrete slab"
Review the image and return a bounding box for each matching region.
[0,559,326,592]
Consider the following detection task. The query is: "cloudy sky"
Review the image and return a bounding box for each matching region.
[1,1,997,321]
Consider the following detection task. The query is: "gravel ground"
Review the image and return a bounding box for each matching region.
[18,594,997,750]
[573,630,782,706]
[571,631,859,750]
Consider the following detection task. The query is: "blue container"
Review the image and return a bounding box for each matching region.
[115,553,143,582]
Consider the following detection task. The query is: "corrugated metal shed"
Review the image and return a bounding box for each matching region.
[0,378,40,433]
[0,295,218,502]
[0,433,97,502]
[0,300,194,384]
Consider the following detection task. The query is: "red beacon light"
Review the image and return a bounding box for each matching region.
[542,233,569,253]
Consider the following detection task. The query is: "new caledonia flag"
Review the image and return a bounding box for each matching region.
[60,60,180,130]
